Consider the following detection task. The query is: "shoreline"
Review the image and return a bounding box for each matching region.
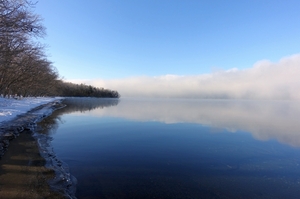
[0,99,64,158]
[0,129,67,199]
[0,99,69,199]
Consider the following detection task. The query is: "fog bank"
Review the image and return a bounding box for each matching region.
[74,54,300,99]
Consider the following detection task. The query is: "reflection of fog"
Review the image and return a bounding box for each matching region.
[89,99,300,147]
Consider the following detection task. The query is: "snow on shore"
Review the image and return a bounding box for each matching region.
[0,97,62,125]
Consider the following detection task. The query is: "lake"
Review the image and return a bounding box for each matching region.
[36,98,300,199]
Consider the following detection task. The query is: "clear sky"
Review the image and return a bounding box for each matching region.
[35,0,300,99]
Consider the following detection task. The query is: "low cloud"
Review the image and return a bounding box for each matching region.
[72,53,300,100]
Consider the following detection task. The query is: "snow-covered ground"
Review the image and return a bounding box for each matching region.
[0,97,62,124]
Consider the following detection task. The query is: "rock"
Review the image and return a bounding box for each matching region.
[17,126,24,132]
[3,132,15,140]
[2,139,9,147]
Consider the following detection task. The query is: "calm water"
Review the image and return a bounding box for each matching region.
[37,98,300,199]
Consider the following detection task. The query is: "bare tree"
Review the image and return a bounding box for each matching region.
[0,0,120,98]
[0,0,58,96]
[0,0,45,37]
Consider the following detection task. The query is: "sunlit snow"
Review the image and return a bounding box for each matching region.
[0,97,61,124]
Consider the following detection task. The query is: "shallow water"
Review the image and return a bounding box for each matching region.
[37,98,300,199]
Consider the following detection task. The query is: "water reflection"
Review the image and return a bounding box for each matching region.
[34,98,119,198]
[37,98,300,198]
[62,97,119,113]
[40,98,300,147]
[86,99,300,147]
[38,97,119,133]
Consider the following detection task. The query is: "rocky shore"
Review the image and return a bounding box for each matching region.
[0,99,69,199]
[0,100,64,158]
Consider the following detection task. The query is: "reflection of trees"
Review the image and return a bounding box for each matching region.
[37,114,62,135]
[37,98,119,135]
[34,97,120,197]
[62,97,119,113]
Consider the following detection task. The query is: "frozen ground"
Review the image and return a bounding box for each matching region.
[0,97,62,125]
[0,96,71,198]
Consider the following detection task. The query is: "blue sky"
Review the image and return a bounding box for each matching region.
[35,0,300,99]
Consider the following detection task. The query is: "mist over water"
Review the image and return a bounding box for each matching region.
[76,53,300,100]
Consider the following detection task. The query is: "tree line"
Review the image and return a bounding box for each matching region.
[56,82,119,98]
[0,0,119,98]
